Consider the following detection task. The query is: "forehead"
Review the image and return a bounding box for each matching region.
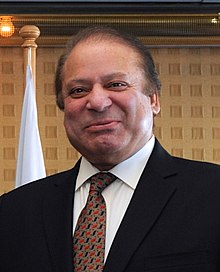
[62,38,148,91]
[62,39,146,87]
[64,42,143,83]
[64,40,144,79]
[69,38,140,61]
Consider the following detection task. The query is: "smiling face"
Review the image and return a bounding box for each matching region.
[62,39,160,170]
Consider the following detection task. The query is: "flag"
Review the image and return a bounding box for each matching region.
[15,65,46,187]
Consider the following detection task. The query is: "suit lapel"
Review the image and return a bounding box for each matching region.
[104,140,178,272]
[42,162,80,272]
[41,140,178,272]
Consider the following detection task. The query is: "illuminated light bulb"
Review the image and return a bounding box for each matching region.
[0,16,15,37]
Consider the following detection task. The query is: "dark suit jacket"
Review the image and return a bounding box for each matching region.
[1,139,220,272]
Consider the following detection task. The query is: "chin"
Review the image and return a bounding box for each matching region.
[86,141,123,156]
[94,143,120,153]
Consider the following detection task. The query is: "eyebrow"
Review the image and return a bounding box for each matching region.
[101,72,128,82]
[66,72,128,86]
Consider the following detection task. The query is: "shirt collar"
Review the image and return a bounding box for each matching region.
[75,135,155,191]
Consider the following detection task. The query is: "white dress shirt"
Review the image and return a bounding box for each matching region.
[73,135,155,260]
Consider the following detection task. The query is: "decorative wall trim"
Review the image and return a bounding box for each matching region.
[1,13,220,47]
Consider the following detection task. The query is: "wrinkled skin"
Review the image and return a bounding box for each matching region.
[62,39,160,170]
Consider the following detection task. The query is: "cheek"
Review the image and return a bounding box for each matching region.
[63,114,71,135]
[64,108,72,126]
[63,100,86,136]
[63,105,77,132]
[141,105,154,129]
[135,98,154,128]
[140,100,152,116]
[117,94,145,127]
[63,99,80,121]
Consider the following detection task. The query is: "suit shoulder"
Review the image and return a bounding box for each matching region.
[150,140,220,180]
[174,155,220,169]
[0,168,75,201]
[173,156,220,180]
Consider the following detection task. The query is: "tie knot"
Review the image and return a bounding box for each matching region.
[89,172,116,194]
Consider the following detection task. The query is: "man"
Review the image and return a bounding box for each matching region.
[1,26,220,272]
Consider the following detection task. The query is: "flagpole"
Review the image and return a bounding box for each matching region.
[19,25,40,90]
[15,25,46,187]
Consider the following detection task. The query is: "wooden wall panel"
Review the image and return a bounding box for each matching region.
[152,47,220,164]
[0,46,219,195]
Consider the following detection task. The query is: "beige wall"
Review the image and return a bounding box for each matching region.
[0,46,220,195]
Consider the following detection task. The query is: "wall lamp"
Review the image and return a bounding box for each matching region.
[0,16,15,37]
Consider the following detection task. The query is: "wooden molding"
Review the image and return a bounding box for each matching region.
[1,14,220,47]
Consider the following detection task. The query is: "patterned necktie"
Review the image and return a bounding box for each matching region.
[73,172,116,271]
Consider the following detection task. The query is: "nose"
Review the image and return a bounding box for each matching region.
[86,84,112,112]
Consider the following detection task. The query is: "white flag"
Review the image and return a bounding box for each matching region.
[15,65,46,187]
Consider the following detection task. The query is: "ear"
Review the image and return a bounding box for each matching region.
[150,93,160,116]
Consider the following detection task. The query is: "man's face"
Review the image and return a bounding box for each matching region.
[62,39,160,170]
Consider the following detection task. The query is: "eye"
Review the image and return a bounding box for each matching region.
[68,87,89,98]
[107,81,128,91]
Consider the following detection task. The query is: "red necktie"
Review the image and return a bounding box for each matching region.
[73,172,116,271]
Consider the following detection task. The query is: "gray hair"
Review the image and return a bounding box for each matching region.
[55,26,161,110]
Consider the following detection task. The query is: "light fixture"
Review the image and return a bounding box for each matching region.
[211,12,220,24]
[0,16,15,37]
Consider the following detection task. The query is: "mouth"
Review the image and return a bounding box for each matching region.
[85,120,120,132]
